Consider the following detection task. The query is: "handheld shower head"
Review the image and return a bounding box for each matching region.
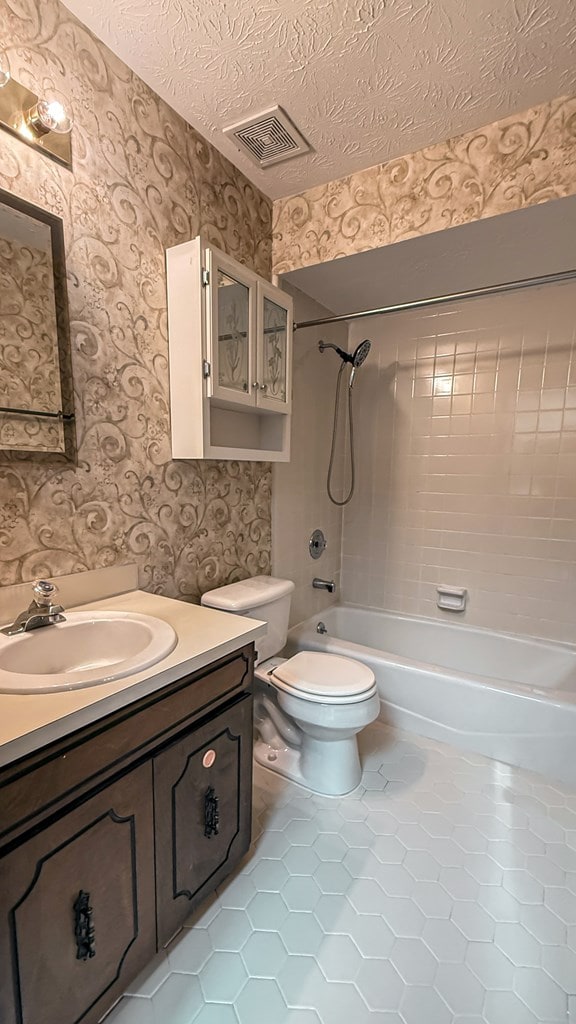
[318,338,372,368]
[352,339,371,368]
[348,340,371,387]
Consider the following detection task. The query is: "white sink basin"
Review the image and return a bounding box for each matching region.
[0,611,178,693]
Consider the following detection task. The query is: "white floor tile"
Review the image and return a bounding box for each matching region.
[494,922,541,967]
[123,951,170,997]
[389,937,437,985]
[104,995,155,1024]
[541,944,576,993]
[513,966,568,1019]
[151,974,203,1024]
[235,978,288,1024]
[355,958,404,1011]
[167,927,213,975]
[317,933,362,982]
[117,722,576,1023]
[197,951,247,1002]
[279,911,324,955]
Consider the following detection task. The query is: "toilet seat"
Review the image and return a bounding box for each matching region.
[269,651,376,705]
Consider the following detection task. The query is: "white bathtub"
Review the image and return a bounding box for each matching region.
[286,605,576,787]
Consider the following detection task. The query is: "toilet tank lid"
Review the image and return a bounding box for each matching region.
[201,575,295,612]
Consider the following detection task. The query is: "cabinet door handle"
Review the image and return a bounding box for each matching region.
[204,786,219,838]
[259,383,268,391]
[73,890,96,961]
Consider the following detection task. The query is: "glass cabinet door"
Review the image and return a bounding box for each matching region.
[256,282,292,413]
[207,248,257,407]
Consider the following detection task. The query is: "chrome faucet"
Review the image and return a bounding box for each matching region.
[1,580,66,637]
[312,578,336,594]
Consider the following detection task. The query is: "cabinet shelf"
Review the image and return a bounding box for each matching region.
[167,237,292,462]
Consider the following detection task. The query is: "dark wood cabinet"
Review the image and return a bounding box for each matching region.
[155,695,253,945]
[0,644,254,1024]
[0,764,156,1024]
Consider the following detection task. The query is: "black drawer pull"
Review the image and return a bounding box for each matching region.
[204,786,219,838]
[73,890,96,961]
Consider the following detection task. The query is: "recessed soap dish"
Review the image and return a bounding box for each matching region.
[436,585,467,612]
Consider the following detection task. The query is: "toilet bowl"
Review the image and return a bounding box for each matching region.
[254,652,380,795]
[201,576,380,796]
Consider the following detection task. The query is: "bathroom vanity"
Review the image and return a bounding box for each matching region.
[0,583,264,1024]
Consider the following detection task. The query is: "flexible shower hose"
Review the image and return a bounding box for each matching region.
[327,361,356,506]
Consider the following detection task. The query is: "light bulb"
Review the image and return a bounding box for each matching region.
[0,52,10,89]
[25,89,73,136]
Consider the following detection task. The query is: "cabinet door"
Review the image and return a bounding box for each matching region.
[207,246,257,408]
[154,695,253,946]
[256,280,293,413]
[0,763,156,1024]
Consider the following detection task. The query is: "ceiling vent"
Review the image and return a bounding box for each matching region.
[223,106,310,168]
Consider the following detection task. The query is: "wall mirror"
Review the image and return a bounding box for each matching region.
[0,188,75,455]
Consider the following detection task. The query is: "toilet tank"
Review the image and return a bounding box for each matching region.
[201,576,295,664]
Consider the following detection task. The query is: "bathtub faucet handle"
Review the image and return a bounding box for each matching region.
[312,578,336,594]
[316,621,328,634]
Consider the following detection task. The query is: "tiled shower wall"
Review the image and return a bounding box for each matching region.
[342,281,576,643]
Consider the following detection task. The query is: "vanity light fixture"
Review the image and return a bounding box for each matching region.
[0,52,73,168]
[22,91,73,138]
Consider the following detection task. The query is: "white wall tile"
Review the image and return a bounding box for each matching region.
[343,282,576,642]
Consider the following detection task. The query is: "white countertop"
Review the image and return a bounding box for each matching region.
[0,590,265,768]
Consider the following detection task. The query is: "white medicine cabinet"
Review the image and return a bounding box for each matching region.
[167,237,292,461]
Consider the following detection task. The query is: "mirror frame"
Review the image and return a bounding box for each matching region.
[0,187,75,459]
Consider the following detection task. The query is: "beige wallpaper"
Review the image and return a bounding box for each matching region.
[0,238,64,452]
[273,94,576,274]
[0,0,272,599]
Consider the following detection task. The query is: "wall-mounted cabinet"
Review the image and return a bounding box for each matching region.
[167,237,292,461]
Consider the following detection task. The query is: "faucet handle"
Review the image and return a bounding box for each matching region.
[32,579,58,607]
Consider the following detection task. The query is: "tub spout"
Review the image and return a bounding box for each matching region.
[313,578,336,593]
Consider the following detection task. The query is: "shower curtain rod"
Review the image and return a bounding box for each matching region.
[293,268,576,331]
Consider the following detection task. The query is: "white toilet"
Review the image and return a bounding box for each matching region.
[201,576,380,796]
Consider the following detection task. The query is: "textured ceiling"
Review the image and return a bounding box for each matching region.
[61,0,576,200]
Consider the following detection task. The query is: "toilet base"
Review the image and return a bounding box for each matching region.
[254,738,307,790]
[253,733,362,797]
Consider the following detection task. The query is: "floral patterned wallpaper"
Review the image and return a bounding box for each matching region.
[0,0,272,600]
[272,94,576,274]
[0,237,64,452]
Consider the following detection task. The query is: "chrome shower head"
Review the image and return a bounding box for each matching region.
[318,338,372,368]
[352,339,371,368]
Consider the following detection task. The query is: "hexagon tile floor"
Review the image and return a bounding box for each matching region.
[106,723,576,1024]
